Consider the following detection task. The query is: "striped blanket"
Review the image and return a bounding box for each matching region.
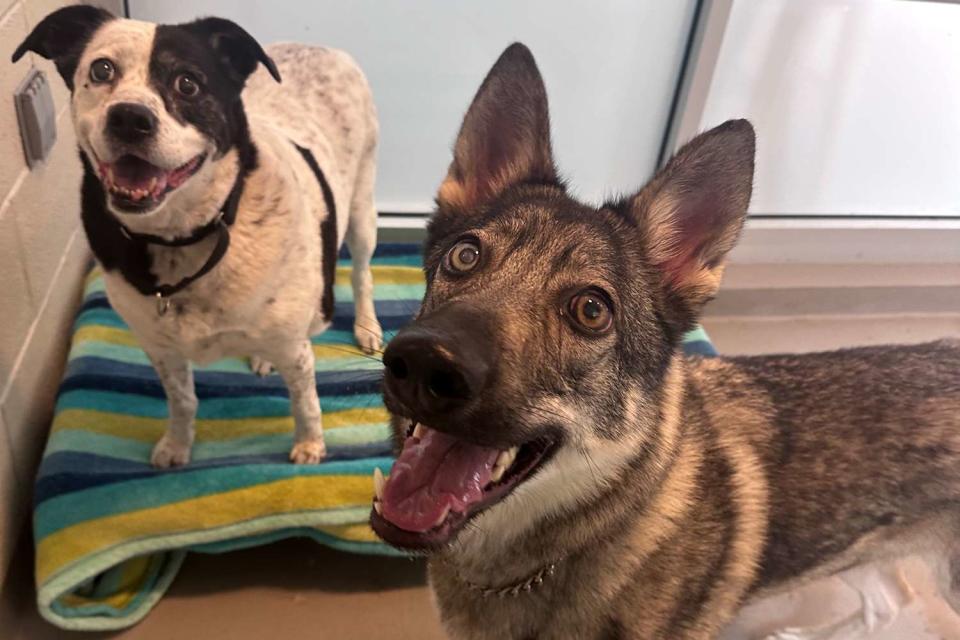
[34,243,716,631]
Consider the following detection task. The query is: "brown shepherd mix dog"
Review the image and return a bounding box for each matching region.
[369,42,960,639]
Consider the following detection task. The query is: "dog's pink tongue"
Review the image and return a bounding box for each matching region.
[109,156,165,190]
[381,427,499,533]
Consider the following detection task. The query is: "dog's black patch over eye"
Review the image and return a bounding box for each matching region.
[567,289,613,334]
[444,238,481,274]
[89,58,115,84]
[150,28,246,161]
[174,73,201,97]
[149,18,278,164]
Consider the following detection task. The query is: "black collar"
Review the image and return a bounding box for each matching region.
[122,169,246,313]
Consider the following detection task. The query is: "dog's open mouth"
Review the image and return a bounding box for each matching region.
[98,154,206,213]
[370,422,558,550]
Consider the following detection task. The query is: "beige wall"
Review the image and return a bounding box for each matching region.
[0,0,123,583]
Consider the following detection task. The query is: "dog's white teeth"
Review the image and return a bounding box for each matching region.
[434,506,450,528]
[412,423,426,440]
[373,467,385,500]
[488,446,520,485]
[373,499,383,515]
[148,177,157,192]
[496,446,519,470]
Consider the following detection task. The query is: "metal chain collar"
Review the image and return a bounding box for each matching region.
[460,562,558,599]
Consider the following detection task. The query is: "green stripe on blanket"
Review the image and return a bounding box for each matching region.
[34,243,716,630]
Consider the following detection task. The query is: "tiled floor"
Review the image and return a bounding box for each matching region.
[1,539,446,640]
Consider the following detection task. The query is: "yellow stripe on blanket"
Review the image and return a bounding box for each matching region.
[59,556,152,611]
[51,407,389,441]
[74,325,139,348]
[37,474,374,584]
[313,344,381,360]
[73,325,380,361]
[84,268,104,290]
[315,522,382,544]
[335,265,422,285]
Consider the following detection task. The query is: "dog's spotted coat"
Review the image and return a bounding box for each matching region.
[15,6,382,466]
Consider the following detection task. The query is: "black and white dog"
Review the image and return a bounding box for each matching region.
[13,6,382,467]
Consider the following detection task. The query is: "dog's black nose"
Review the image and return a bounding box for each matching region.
[384,323,490,416]
[107,103,158,143]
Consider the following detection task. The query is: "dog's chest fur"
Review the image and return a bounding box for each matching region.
[99,44,376,361]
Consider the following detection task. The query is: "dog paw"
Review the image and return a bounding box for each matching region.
[289,439,326,464]
[354,320,383,354]
[249,356,274,377]
[151,435,192,468]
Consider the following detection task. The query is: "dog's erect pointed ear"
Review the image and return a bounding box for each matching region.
[437,42,557,212]
[12,5,114,90]
[186,17,281,85]
[629,119,755,330]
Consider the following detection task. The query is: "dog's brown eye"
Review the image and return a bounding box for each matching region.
[445,240,481,273]
[568,290,613,334]
[175,74,200,97]
[89,58,115,84]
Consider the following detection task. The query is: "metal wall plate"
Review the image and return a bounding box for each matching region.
[14,68,57,168]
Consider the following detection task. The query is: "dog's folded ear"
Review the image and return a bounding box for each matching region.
[187,17,281,85]
[12,5,114,90]
[628,119,755,331]
[437,42,558,212]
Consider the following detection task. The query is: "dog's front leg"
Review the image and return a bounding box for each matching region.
[273,339,326,464]
[345,206,383,354]
[146,349,197,468]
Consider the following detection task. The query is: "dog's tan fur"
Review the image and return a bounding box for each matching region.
[372,43,960,639]
[426,345,960,639]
